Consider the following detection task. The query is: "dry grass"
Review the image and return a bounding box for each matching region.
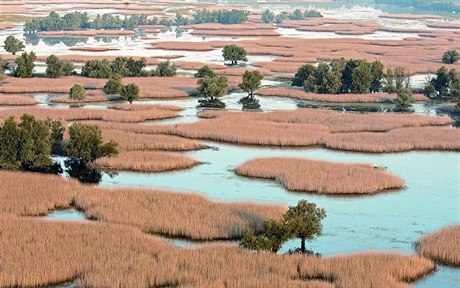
[235,157,404,195]
[0,106,180,123]
[0,171,285,240]
[120,77,198,98]
[37,29,135,37]
[417,225,460,267]
[191,29,279,37]
[0,94,38,106]
[94,151,200,172]
[322,126,460,153]
[258,88,429,103]
[101,128,206,152]
[151,41,216,51]
[0,214,435,288]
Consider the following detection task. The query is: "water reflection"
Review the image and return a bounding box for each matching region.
[64,158,102,184]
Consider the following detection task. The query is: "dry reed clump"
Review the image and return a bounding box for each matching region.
[108,103,182,111]
[69,46,120,52]
[416,225,460,267]
[121,77,198,98]
[94,151,200,172]
[258,88,429,103]
[0,106,180,123]
[322,126,460,153]
[0,171,285,240]
[190,29,279,37]
[0,94,38,106]
[151,41,216,51]
[0,76,105,94]
[175,61,227,71]
[235,157,404,195]
[37,29,136,37]
[0,216,435,288]
[101,128,206,151]
[74,187,286,240]
[0,171,79,216]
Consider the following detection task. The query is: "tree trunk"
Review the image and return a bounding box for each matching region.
[300,238,306,253]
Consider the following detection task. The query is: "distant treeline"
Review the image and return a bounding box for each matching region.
[193,9,249,24]
[375,0,460,13]
[24,12,159,33]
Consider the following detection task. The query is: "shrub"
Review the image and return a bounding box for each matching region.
[442,50,459,64]
[103,74,123,94]
[120,83,140,104]
[194,65,216,78]
[69,84,85,101]
[222,45,247,65]
[153,60,177,77]
[4,35,24,55]
[45,54,74,78]
[13,51,36,78]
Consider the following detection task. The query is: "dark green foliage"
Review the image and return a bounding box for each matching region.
[304,10,323,18]
[194,65,217,78]
[4,35,24,55]
[222,44,247,65]
[239,96,261,110]
[287,9,323,21]
[197,75,228,108]
[383,67,411,94]
[45,54,74,78]
[81,59,112,78]
[48,119,64,155]
[293,59,384,94]
[175,13,189,26]
[103,74,123,95]
[394,87,415,108]
[64,158,102,184]
[442,50,459,64]
[24,12,155,33]
[289,9,304,20]
[193,9,249,24]
[120,83,140,104]
[153,60,177,77]
[240,200,326,254]
[275,12,288,24]
[69,84,85,101]
[159,19,175,27]
[13,51,36,78]
[423,83,437,97]
[427,66,460,98]
[240,70,263,98]
[66,123,118,163]
[261,9,275,23]
[0,115,61,173]
[375,0,460,14]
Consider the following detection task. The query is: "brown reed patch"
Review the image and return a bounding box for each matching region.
[235,157,404,195]
[175,61,227,71]
[0,94,38,106]
[258,88,429,102]
[37,29,135,37]
[190,29,279,37]
[0,106,180,123]
[101,128,206,151]
[151,41,216,51]
[417,225,460,267]
[0,213,434,288]
[94,151,200,172]
[108,103,182,111]
[322,126,460,153]
[121,77,198,98]
[69,46,120,52]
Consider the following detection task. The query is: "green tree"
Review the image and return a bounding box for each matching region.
[394,87,415,108]
[81,59,112,78]
[275,12,288,24]
[197,75,228,100]
[423,82,437,97]
[69,84,85,101]
[46,54,74,78]
[14,51,36,78]
[0,117,22,169]
[240,70,263,98]
[431,66,450,96]
[304,10,323,18]
[442,50,459,64]
[222,44,247,65]
[283,200,326,253]
[351,61,373,94]
[153,60,177,77]
[240,200,326,254]
[261,9,275,23]
[175,13,189,26]
[370,61,384,93]
[4,35,25,55]
[103,74,123,94]
[195,65,217,78]
[120,83,140,104]
[289,9,304,20]
[292,64,316,87]
[66,123,118,163]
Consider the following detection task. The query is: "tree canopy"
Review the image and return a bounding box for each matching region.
[197,75,228,99]
[45,54,74,78]
[193,9,249,24]
[66,123,118,163]
[194,65,217,78]
[241,200,326,254]
[261,9,275,23]
[442,50,459,65]
[103,74,123,95]
[13,51,36,78]
[222,45,247,65]
[120,83,140,104]
[81,57,147,79]
[69,84,85,101]
[4,35,24,55]
[240,70,263,98]
[153,60,177,77]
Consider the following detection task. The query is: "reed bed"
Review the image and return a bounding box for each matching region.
[108,103,182,111]
[0,171,79,216]
[0,171,285,240]
[323,126,460,153]
[191,29,279,37]
[0,106,180,123]
[121,76,198,98]
[175,61,226,71]
[101,128,206,151]
[235,157,404,194]
[416,225,460,267]
[151,41,216,51]
[0,215,435,288]
[0,94,38,106]
[37,29,136,37]
[0,76,105,94]
[69,46,120,52]
[258,88,429,102]
[94,151,200,172]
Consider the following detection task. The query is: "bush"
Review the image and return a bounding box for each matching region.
[153,60,176,77]
[69,84,85,101]
[120,83,140,104]
[46,54,74,78]
[442,50,459,64]
[222,45,247,65]
[4,35,24,55]
[103,74,123,94]
[194,65,216,78]
[13,51,36,78]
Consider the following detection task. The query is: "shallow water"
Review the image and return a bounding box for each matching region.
[44,209,87,222]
